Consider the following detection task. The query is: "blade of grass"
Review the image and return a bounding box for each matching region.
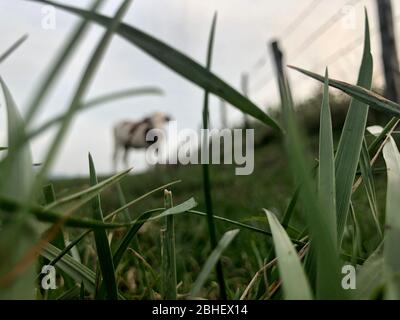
[303,70,338,293]
[160,190,177,300]
[44,208,162,272]
[28,0,281,131]
[349,202,362,265]
[281,187,300,229]
[333,12,372,244]
[41,244,127,300]
[0,201,131,229]
[42,184,65,249]
[318,69,337,245]
[273,43,345,300]
[28,86,163,141]
[190,229,239,298]
[47,230,91,268]
[382,134,400,299]
[188,209,304,245]
[88,153,118,300]
[359,139,382,238]
[0,34,28,64]
[355,243,384,299]
[115,183,131,222]
[41,184,75,292]
[41,243,96,294]
[56,285,80,300]
[80,282,85,300]
[265,210,312,300]
[294,12,373,244]
[24,0,103,124]
[201,12,226,300]
[45,168,131,213]
[289,65,400,120]
[0,77,37,299]
[35,0,132,186]
[105,180,180,220]
[112,210,153,267]
[0,197,194,230]
[368,118,400,156]
[114,184,152,298]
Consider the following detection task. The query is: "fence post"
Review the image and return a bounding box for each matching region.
[376,0,400,102]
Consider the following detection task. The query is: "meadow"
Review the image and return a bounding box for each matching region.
[1,0,400,300]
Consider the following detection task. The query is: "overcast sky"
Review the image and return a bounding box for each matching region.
[0,0,397,176]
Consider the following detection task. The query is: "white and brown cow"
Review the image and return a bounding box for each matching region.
[112,112,171,170]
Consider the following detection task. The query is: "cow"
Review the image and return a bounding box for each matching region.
[112,112,172,171]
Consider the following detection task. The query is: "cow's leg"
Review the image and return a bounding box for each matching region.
[123,146,130,169]
[113,142,121,172]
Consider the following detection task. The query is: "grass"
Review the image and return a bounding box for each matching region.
[1,1,400,300]
[45,131,386,299]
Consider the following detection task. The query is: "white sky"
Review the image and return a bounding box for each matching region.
[0,0,397,176]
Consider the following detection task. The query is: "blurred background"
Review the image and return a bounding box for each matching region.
[0,0,395,176]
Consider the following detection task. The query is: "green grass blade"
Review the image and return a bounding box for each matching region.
[201,12,226,300]
[265,210,312,300]
[24,0,103,124]
[42,184,66,249]
[88,153,118,300]
[318,69,337,245]
[382,135,400,299]
[45,207,162,272]
[40,183,75,297]
[0,195,132,229]
[274,47,345,300]
[115,183,131,222]
[281,187,300,229]
[188,209,305,245]
[355,244,384,299]
[105,180,180,220]
[289,65,400,120]
[0,195,193,230]
[0,77,37,299]
[45,168,131,213]
[190,229,239,298]
[42,243,126,300]
[56,285,81,300]
[112,210,153,268]
[48,230,91,268]
[0,78,34,199]
[41,243,96,294]
[0,34,28,64]
[28,86,163,140]
[294,13,372,244]
[333,12,372,244]
[160,190,177,300]
[29,0,281,131]
[35,0,132,184]
[349,202,362,265]
[359,139,382,238]
[368,118,400,155]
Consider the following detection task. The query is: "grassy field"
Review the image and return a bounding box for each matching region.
[49,138,296,299]
[2,1,400,301]
[48,124,388,299]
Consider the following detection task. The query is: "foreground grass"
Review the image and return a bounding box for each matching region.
[49,132,386,299]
